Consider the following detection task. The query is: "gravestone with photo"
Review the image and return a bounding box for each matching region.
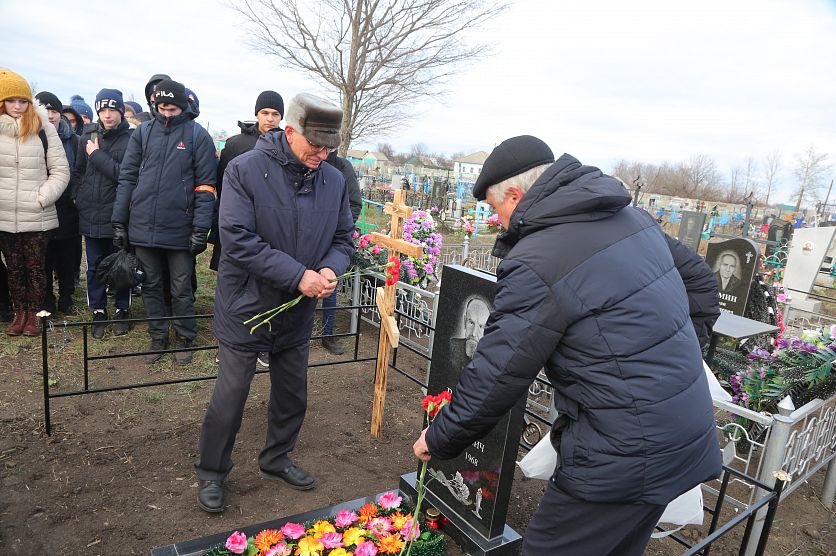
[400,265,524,556]
[782,226,836,315]
[704,238,760,316]
[677,211,707,252]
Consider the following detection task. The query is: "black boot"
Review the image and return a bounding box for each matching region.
[197,480,225,513]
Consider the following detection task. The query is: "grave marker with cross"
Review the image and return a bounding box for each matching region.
[369,189,424,437]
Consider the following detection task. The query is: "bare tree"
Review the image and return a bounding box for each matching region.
[792,145,830,212]
[762,150,781,207]
[376,142,395,159]
[232,0,506,154]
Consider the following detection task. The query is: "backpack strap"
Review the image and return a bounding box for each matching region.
[38,129,49,175]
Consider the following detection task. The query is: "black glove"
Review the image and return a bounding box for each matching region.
[112,223,129,250]
[190,227,209,256]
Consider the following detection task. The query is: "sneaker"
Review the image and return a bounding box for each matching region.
[112,309,130,336]
[174,336,194,365]
[145,337,169,364]
[257,352,270,368]
[322,336,345,355]
[91,310,107,340]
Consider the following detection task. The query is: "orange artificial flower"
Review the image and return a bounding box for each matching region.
[376,533,405,554]
[254,529,284,552]
[294,535,324,556]
[389,512,411,531]
[307,520,336,537]
[342,527,366,547]
[357,503,378,524]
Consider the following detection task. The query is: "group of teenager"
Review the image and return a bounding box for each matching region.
[0,68,360,361]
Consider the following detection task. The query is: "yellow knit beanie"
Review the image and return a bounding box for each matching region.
[0,68,33,103]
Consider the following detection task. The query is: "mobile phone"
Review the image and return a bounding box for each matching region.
[90,131,98,141]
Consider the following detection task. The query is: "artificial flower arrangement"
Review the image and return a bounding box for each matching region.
[354,211,442,290]
[204,490,445,556]
[485,214,501,232]
[205,391,453,556]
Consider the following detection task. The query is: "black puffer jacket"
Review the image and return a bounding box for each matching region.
[210,121,261,247]
[73,119,132,238]
[52,117,80,240]
[426,154,722,505]
[326,151,362,222]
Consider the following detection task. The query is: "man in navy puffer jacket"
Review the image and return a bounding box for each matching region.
[112,79,217,364]
[195,93,354,514]
[413,135,721,556]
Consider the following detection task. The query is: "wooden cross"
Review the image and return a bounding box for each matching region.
[369,189,424,437]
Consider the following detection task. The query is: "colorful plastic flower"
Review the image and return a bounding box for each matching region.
[389,512,411,531]
[354,541,378,556]
[225,531,249,554]
[401,519,420,542]
[335,510,359,527]
[375,533,405,554]
[281,522,307,540]
[327,549,352,556]
[342,526,366,547]
[366,516,392,536]
[319,531,344,549]
[358,503,378,524]
[308,520,336,537]
[266,543,292,556]
[255,529,285,552]
[295,535,324,556]
[376,491,402,510]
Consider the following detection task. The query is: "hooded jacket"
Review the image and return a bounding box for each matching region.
[212,131,355,352]
[426,154,721,505]
[0,107,70,233]
[50,116,81,240]
[111,109,217,249]
[73,119,133,238]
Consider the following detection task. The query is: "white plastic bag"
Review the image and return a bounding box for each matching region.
[516,433,557,479]
[704,360,732,402]
[652,485,704,537]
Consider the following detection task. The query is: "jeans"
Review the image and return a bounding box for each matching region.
[321,289,337,336]
[134,246,196,340]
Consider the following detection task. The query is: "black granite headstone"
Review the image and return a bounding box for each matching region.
[677,211,707,252]
[422,265,525,542]
[705,238,760,316]
[765,220,793,259]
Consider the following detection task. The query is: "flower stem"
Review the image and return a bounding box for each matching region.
[399,459,429,556]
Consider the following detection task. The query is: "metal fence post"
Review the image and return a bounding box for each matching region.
[462,235,470,262]
[350,268,361,335]
[823,457,836,509]
[744,396,795,556]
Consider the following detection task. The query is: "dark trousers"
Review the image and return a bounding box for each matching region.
[0,231,49,310]
[321,289,337,335]
[84,236,130,312]
[0,253,9,307]
[134,246,196,340]
[44,236,80,312]
[196,341,310,482]
[522,479,666,556]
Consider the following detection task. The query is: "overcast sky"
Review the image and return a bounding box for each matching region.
[2,0,834,204]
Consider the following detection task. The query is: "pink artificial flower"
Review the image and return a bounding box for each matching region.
[266,543,292,556]
[402,519,420,542]
[352,230,360,239]
[225,531,248,554]
[319,531,344,549]
[359,237,369,248]
[335,509,359,527]
[371,245,382,255]
[776,293,787,302]
[377,491,403,510]
[366,516,393,536]
[354,541,378,556]
[281,522,306,540]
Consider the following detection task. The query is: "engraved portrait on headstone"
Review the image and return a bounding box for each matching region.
[704,238,760,315]
[449,296,491,374]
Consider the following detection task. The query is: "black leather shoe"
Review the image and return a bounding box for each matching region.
[322,336,344,355]
[260,464,315,490]
[197,480,225,513]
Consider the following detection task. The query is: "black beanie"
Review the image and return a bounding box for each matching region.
[153,79,188,110]
[255,90,284,116]
[471,135,555,201]
[144,73,171,102]
[35,91,63,113]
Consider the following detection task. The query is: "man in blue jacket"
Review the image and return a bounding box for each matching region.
[413,136,721,555]
[112,79,217,364]
[195,93,355,514]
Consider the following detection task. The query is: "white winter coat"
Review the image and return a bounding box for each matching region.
[0,107,70,233]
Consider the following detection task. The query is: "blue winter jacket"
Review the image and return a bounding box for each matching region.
[212,131,355,352]
[426,154,722,505]
[111,110,217,249]
[73,119,132,239]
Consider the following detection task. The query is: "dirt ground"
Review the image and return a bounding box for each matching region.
[0,311,834,554]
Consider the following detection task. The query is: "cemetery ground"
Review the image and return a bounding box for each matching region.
[0,251,834,555]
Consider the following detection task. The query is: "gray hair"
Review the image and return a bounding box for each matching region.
[486,163,552,202]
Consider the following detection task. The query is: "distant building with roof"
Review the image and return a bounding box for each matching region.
[453,151,489,178]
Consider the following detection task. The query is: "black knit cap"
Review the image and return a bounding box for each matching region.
[254,90,284,116]
[35,91,63,113]
[144,73,171,102]
[153,79,188,110]
[472,135,555,201]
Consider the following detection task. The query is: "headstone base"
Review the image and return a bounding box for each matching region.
[400,472,522,556]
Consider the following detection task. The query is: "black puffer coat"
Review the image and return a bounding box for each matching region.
[51,117,80,240]
[73,119,132,238]
[426,154,722,505]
